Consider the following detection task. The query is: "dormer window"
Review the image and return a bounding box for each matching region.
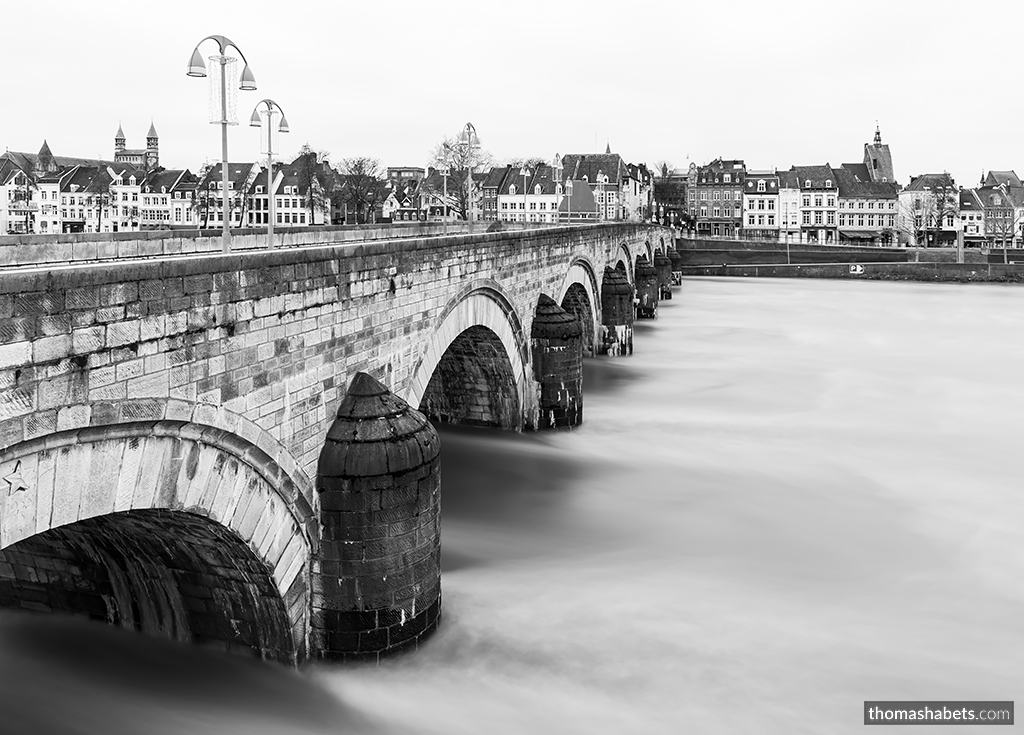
[805,180,811,187]
[129,176,136,185]
[825,179,832,188]
[534,185,542,195]
[723,173,732,183]
[509,184,517,195]
[757,180,766,192]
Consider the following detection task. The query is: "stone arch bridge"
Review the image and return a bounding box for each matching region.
[0,222,676,663]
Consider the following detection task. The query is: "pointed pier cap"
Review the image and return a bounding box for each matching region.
[635,255,658,278]
[602,266,632,296]
[532,293,582,340]
[319,372,439,479]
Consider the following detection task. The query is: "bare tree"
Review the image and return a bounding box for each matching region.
[928,173,959,248]
[287,144,332,225]
[985,184,1024,250]
[191,162,214,228]
[336,157,386,224]
[424,134,493,221]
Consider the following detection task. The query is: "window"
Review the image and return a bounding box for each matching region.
[712,207,720,218]
[839,214,847,226]
[757,214,764,226]
[868,215,876,227]
[802,211,811,225]
[858,215,865,226]
[767,215,775,226]
[814,211,823,225]
[825,179,832,188]
[748,214,755,225]
[827,197,835,207]
[757,199,765,210]
[827,212,835,225]
[723,173,731,183]
[814,195,822,207]
[867,201,874,209]
[768,200,775,211]
[699,190,708,200]
[712,190,720,200]
[757,180,766,192]
[802,196,811,207]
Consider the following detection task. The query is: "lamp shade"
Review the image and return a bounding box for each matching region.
[239,63,257,91]
[249,108,262,127]
[277,114,290,134]
[186,48,207,77]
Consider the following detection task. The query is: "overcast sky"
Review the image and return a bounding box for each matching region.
[4,0,1020,188]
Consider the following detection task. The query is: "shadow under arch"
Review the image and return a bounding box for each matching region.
[405,282,528,430]
[557,257,600,357]
[0,405,317,664]
[614,242,633,282]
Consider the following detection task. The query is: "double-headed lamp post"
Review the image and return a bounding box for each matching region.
[519,166,531,225]
[186,35,257,252]
[249,100,289,248]
[440,164,450,236]
[458,122,480,228]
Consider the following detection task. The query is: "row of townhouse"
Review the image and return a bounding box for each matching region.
[2,142,332,235]
[683,128,900,244]
[669,126,1024,247]
[382,148,655,226]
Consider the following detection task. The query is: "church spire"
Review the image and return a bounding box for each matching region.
[605,141,611,155]
[874,122,881,145]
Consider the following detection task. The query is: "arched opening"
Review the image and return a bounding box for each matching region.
[560,282,595,357]
[0,509,295,663]
[419,325,521,429]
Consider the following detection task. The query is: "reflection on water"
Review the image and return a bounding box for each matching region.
[3,277,1023,734]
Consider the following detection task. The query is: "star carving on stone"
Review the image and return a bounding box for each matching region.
[4,460,29,495]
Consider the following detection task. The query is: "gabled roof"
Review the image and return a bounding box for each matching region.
[199,162,259,190]
[143,168,194,192]
[483,165,512,190]
[790,164,836,189]
[835,166,899,199]
[840,162,871,182]
[777,170,800,189]
[904,172,956,192]
[562,153,631,186]
[959,189,984,211]
[983,170,1022,188]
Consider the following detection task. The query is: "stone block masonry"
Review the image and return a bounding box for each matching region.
[0,221,673,662]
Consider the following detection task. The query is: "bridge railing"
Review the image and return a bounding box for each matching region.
[0,220,596,269]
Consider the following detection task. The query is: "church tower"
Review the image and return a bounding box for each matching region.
[863,124,895,184]
[115,123,126,155]
[146,121,159,170]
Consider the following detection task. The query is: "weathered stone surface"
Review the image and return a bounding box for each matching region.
[600,267,633,357]
[654,251,673,299]
[635,255,659,319]
[531,295,583,430]
[314,372,441,661]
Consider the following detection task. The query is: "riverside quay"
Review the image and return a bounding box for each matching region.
[0,222,677,663]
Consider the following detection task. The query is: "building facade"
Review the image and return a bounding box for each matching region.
[689,158,746,237]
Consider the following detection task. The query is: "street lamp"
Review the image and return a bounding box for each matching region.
[249,99,289,248]
[519,166,531,226]
[565,179,573,224]
[440,164,450,236]
[458,122,480,229]
[186,35,256,252]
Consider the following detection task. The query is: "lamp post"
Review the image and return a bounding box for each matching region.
[187,35,256,252]
[520,166,531,226]
[440,164,450,236]
[249,99,289,248]
[565,179,573,224]
[458,122,479,229]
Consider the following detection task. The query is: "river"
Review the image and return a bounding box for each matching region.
[2,277,1021,734]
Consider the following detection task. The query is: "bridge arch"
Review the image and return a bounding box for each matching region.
[406,282,529,430]
[556,258,601,357]
[0,400,316,664]
[614,243,633,282]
